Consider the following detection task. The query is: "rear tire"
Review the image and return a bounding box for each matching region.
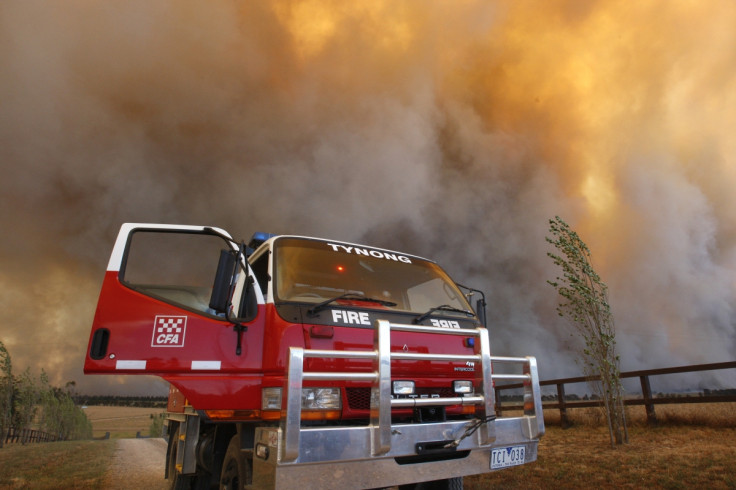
[219,435,251,490]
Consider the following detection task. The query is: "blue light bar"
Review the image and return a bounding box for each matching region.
[248,232,276,250]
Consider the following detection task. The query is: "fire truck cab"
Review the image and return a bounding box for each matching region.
[84,223,544,489]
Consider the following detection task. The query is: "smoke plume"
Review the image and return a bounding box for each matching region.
[1,1,735,394]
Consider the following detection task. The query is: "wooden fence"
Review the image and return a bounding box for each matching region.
[494,360,736,425]
[2,427,61,445]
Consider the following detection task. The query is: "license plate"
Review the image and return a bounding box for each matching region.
[491,445,526,469]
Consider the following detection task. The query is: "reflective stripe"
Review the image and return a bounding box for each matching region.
[115,360,147,370]
[191,360,221,370]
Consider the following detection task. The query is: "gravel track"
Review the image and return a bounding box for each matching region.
[104,438,169,489]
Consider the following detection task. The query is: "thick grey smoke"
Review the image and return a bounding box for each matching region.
[1,1,735,394]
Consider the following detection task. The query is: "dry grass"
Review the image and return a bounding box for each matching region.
[83,405,166,439]
[466,403,736,489]
[466,425,736,489]
[1,404,733,489]
[631,402,736,427]
[0,440,115,489]
[0,405,162,489]
[542,402,736,428]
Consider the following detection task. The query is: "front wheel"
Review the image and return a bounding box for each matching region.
[167,425,194,490]
[399,477,463,490]
[219,435,251,490]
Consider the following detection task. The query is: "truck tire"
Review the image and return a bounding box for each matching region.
[399,477,463,490]
[444,477,463,490]
[219,435,251,490]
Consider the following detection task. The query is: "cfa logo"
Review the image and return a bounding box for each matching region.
[151,316,187,347]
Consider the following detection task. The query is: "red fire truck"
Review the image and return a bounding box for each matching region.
[84,223,544,489]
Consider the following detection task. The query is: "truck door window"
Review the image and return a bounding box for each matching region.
[121,230,231,315]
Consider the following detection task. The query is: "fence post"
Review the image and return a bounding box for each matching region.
[639,375,657,425]
[556,383,571,428]
[494,386,502,417]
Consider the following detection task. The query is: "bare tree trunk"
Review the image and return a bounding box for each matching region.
[600,380,615,446]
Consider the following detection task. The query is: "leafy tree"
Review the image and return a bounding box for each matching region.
[12,367,40,442]
[149,412,165,438]
[0,341,13,448]
[38,372,92,441]
[0,344,92,445]
[546,216,628,445]
[39,371,63,438]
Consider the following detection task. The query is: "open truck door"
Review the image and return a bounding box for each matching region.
[84,224,266,409]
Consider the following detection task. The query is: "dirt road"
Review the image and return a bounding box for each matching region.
[104,438,169,489]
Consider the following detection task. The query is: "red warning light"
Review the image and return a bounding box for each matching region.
[336,265,345,273]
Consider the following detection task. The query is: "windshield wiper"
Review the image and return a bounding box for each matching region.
[307,293,397,316]
[413,305,474,324]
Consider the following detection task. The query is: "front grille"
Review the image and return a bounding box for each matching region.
[346,387,456,410]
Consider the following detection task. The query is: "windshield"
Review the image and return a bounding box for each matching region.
[274,237,473,316]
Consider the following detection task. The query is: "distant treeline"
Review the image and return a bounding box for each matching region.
[73,395,168,408]
[702,389,736,397]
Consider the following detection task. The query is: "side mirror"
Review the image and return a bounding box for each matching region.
[237,276,257,319]
[476,298,487,328]
[209,249,238,314]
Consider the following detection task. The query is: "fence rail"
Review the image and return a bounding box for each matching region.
[494,361,736,425]
[2,427,61,445]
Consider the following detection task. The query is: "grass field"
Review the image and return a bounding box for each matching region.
[466,402,736,489]
[543,401,736,428]
[83,405,167,439]
[465,425,736,489]
[0,439,115,489]
[1,404,734,489]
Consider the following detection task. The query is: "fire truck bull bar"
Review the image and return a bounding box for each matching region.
[249,320,544,489]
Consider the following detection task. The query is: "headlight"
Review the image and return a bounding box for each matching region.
[262,387,282,410]
[393,380,416,395]
[301,388,341,410]
[453,380,474,394]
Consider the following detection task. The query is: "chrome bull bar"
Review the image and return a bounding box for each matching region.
[282,319,544,463]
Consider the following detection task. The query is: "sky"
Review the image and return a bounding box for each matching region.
[1,0,735,395]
